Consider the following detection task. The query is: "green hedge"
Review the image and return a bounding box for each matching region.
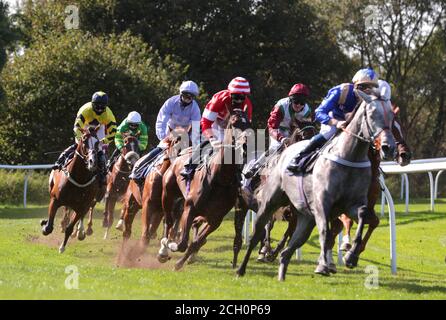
[0,169,49,205]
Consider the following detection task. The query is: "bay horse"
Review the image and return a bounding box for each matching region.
[232,121,317,268]
[41,126,102,253]
[102,134,140,239]
[339,104,412,253]
[158,109,252,270]
[119,128,189,245]
[236,90,396,280]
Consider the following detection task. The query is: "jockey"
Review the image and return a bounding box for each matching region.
[287,68,379,173]
[244,83,312,178]
[52,91,117,186]
[130,80,201,176]
[180,77,253,179]
[107,111,149,170]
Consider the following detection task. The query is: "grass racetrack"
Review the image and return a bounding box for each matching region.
[0,199,446,300]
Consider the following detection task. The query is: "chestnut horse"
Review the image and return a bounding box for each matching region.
[232,122,317,268]
[120,128,189,245]
[102,134,140,239]
[41,127,101,253]
[158,109,252,270]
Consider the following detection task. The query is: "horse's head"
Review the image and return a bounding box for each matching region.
[122,134,140,166]
[356,90,396,160]
[289,120,317,144]
[225,109,253,161]
[79,126,101,172]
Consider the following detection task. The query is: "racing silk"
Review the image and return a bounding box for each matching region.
[73,102,117,144]
[114,119,149,151]
[155,95,201,145]
[201,90,253,140]
[267,97,312,141]
[315,83,358,125]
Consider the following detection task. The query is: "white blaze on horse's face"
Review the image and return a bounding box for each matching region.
[362,92,396,160]
[86,135,99,172]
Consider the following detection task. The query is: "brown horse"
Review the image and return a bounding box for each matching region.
[60,205,94,240]
[102,134,140,239]
[41,127,101,253]
[338,107,411,253]
[232,122,317,268]
[119,128,189,246]
[158,109,252,270]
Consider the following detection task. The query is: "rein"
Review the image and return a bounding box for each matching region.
[62,167,97,188]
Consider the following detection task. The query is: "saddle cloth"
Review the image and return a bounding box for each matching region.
[130,151,165,180]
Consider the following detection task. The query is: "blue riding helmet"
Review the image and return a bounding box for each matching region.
[92,91,109,114]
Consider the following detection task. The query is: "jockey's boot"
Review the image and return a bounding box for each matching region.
[132,147,163,174]
[286,134,326,173]
[52,144,77,170]
[180,140,210,180]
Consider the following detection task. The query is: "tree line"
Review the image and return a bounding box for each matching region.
[0,0,445,167]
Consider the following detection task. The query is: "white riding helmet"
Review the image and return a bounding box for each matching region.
[179,80,199,97]
[127,111,142,124]
[352,68,379,87]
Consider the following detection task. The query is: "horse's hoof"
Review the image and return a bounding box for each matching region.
[157,254,171,263]
[343,251,359,269]
[59,246,65,254]
[328,263,337,274]
[340,242,352,252]
[235,268,246,277]
[42,225,53,236]
[257,254,266,263]
[86,228,93,236]
[40,219,48,226]
[78,231,86,241]
[314,264,330,276]
[278,263,287,281]
[115,219,124,231]
[265,253,277,263]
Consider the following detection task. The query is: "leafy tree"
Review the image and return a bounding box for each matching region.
[0,31,186,164]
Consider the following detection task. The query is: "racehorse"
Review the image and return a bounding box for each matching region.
[119,128,189,246]
[232,121,317,268]
[41,126,102,253]
[236,90,396,280]
[338,105,411,253]
[102,134,140,239]
[158,109,252,270]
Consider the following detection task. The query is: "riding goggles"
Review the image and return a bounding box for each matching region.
[231,94,246,103]
[290,95,306,105]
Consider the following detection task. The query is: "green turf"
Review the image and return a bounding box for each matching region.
[0,199,446,300]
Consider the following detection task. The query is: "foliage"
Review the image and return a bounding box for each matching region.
[0,169,48,204]
[0,31,186,164]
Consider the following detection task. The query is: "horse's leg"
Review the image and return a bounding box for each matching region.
[236,186,284,277]
[339,214,353,251]
[170,201,196,253]
[174,221,217,271]
[343,205,368,268]
[41,198,60,236]
[313,200,333,276]
[258,218,274,262]
[60,206,70,233]
[268,208,297,263]
[77,218,86,241]
[359,170,381,253]
[122,195,139,241]
[103,194,117,238]
[59,211,83,253]
[278,213,315,281]
[326,218,344,274]
[359,213,380,253]
[232,196,248,269]
[86,205,94,236]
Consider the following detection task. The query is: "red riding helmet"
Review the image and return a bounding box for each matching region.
[288,83,310,97]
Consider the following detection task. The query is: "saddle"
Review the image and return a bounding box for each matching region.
[292,150,320,175]
[130,151,165,181]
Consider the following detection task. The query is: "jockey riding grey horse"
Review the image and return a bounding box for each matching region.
[236,88,396,280]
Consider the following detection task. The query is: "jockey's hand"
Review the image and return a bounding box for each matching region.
[280,136,291,146]
[336,120,347,130]
[158,141,169,150]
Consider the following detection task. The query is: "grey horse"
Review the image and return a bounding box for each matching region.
[236,90,396,280]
